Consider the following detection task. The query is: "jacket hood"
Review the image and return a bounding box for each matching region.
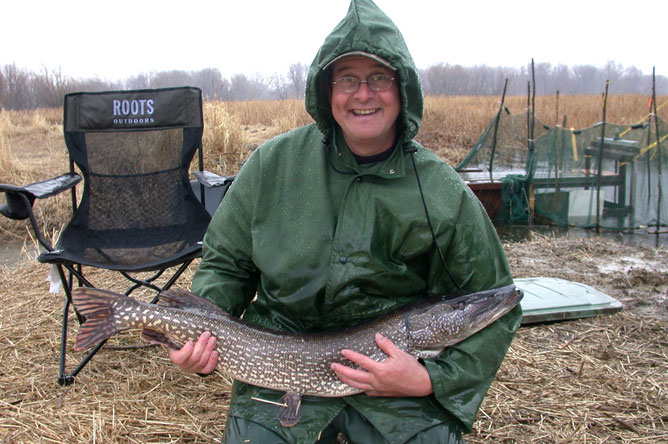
[305,0,423,144]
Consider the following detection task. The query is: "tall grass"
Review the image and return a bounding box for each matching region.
[419,94,667,165]
[1,94,666,242]
[202,102,249,176]
[0,111,34,183]
[224,99,311,128]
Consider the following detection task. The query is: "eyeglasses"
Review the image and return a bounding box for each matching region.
[331,74,395,93]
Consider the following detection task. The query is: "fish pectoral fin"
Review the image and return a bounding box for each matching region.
[278,392,303,428]
[140,329,181,350]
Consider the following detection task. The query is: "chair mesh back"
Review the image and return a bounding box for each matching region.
[57,87,210,271]
[85,130,185,230]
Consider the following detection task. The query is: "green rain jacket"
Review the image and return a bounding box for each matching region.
[192,1,522,442]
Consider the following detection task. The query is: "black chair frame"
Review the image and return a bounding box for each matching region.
[0,87,234,386]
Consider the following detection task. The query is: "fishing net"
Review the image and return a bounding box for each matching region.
[459,109,668,231]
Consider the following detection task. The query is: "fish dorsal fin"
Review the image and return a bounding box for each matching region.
[157,288,227,316]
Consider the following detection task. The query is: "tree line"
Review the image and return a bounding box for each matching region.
[1,61,665,111]
[421,61,666,97]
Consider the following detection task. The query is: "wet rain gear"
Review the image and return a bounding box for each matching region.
[192,0,522,442]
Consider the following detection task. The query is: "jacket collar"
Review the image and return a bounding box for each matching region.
[329,126,408,179]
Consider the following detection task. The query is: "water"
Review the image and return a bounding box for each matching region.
[0,241,39,269]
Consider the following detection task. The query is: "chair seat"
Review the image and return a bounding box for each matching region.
[38,240,204,272]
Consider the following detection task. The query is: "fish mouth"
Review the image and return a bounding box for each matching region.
[466,288,523,326]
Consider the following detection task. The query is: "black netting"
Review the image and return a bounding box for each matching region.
[85,130,183,175]
[45,87,211,271]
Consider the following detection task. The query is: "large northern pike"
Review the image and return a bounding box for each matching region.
[72,285,521,426]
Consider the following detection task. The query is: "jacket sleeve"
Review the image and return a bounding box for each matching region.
[191,152,261,317]
[423,183,523,432]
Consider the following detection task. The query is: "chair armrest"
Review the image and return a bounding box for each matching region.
[0,173,81,220]
[192,171,235,188]
[1,173,81,252]
[23,173,82,198]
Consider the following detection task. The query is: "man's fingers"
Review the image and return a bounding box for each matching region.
[331,363,375,392]
[168,332,218,374]
[199,349,219,375]
[340,348,382,372]
[374,333,401,357]
[331,332,434,397]
[169,340,194,367]
[183,332,217,372]
[187,331,212,364]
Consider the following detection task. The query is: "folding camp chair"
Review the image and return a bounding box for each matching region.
[0,87,233,385]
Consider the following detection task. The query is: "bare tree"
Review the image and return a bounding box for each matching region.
[193,68,229,100]
[1,64,32,110]
[124,73,152,90]
[149,70,193,89]
[0,69,4,110]
[271,73,289,100]
[35,66,73,108]
[0,61,665,110]
[287,63,308,99]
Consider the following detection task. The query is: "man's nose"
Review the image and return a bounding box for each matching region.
[353,81,374,98]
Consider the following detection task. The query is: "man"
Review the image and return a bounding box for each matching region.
[171,0,522,442]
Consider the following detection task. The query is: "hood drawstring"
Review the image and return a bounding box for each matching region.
[322,137,357,176]
[323,135,462,292]
[406,143,462,291]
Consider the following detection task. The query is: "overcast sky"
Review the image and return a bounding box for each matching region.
[2,0,664,81]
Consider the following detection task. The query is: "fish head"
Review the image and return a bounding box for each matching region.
[407,285,522,351]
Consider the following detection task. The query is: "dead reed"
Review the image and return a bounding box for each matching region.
[2,96,667,441]
[418,94,668,167]
[2,94,667,246]
[202,102,250,176]
[2,94,667,245]
[0,260,232,443]
[0,235,666,443]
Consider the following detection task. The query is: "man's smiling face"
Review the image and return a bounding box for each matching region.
[329,55,400,156]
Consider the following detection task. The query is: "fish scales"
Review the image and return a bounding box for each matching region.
[72,285,521,398]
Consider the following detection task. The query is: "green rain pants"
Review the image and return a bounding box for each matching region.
[222,405,465,444]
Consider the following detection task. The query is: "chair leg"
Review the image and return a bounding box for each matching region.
[122,258,194,303]
[55,259,195,385]
[56,264,106,386]
[57,296,75,386]
[57,287,109,386]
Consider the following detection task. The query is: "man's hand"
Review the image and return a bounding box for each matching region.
[330,333,434,397]
[169,331,219,375]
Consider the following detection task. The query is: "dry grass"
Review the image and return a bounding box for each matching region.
[466,235,668,443]
[223,100,312,129]
[2,93,667,251]
[417,94,668,167]
[1,95,667,442]
[201,102,250,176]
[0,236,666,443]
[0,262,232,443]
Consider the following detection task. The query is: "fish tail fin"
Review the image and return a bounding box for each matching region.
[71,288,127,351]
